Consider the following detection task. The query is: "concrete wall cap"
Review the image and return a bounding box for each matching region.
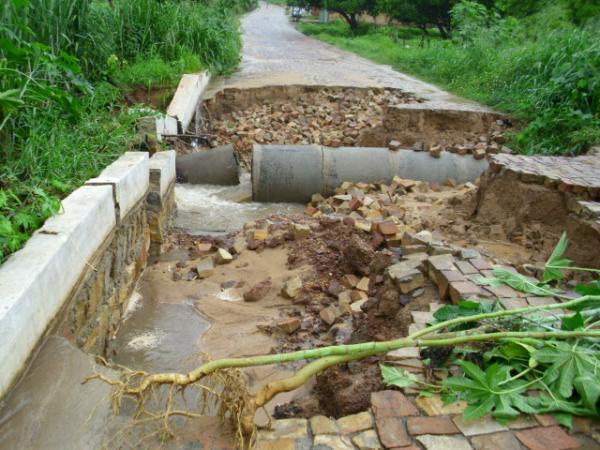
[0,185,115,397]
[149,150,176,199]
[86,152,149,221]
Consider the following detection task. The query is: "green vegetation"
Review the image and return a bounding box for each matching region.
[299,1,600,156]
[0,0,256,262]
[381,233,600,426]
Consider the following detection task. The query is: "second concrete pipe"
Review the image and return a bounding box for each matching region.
[252,144,489,202]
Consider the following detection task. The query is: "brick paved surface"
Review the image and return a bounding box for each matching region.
[490,153,600,199]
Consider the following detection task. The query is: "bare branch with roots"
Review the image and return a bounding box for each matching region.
[86,295,600,446]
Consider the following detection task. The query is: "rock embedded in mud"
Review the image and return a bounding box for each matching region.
[290,222,311,240]
[281,276,303,299]
[389,268,425,294]
[195,257,215,279]
[343,235,375,275]
[351,290,368,303]
[356,277,370,292]
[215,248,233,264]
[320,305,343,326]
[277,318,301,334]
[232,237,246,254]
[388,139,401,151]
[243,278,272,302]
[377,220,399,236]
[196,242,212,252]
[253,229,269,241]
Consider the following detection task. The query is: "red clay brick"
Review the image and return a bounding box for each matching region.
[456,260,479,275]
[406,416,459,435]
[515,426,580,450]
[375,416,412,448]
[470,258,492,270]
[371,391,419,418]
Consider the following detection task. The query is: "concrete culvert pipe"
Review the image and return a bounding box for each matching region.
[176,144,240,185]
[252,144,489,202]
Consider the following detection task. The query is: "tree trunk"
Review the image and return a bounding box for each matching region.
[437,23,450,39]
[335,10,360,34]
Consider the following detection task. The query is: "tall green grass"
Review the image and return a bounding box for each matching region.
[299,13,600,155]
[0,0,255,262]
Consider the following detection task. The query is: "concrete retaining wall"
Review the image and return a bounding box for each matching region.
[0,150,177,399]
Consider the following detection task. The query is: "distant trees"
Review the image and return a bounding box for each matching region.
[378,0,456,38]
[301,0,378,33]
[304,0,600,38]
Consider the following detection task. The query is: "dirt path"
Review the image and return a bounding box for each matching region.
[206,2,486,111]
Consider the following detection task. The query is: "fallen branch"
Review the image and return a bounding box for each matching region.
[88,294,600,439]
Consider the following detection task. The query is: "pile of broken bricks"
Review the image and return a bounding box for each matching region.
[388,128,509,160]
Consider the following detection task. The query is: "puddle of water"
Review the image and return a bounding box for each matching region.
[175,172,303,234]
[112,298,210,373]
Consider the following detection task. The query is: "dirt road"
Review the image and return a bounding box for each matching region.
[206,2,486,111]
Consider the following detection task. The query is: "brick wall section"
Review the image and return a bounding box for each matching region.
[66,201,149,355]
[0,151,177,398]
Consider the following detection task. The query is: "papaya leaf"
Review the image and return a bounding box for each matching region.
[479,267,558,296]
[573,376,600,413]
[543,232,572,282]
[380,364,418,388]
[561,312,584,331]
[576,281,600,296]
[443,362,533,422]
[534,343,600,399]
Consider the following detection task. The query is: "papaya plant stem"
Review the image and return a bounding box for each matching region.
[547,265,600,275]
[118,303,600,396]
[408,295,598,340]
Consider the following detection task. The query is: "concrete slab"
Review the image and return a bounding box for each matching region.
[167,72,210,133]
[156,115,178,141]
[0,185,115,397]
[86,152,149,221]
[149,150,176,199]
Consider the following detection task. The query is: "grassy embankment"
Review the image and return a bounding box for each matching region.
[299,4,600,156]
[0,0,256,262]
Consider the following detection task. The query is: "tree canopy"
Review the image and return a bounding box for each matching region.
[378,0,455,37]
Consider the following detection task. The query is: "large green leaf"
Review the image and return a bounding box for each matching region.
[443,361,533,422]
[573,376,600,413]
[533,343,600,399]
[479,267,557,296]
[379,364,418,388]
[543,232,572,282]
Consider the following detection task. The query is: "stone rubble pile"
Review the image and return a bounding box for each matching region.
[393,125,510,160]
[207,88,416,162]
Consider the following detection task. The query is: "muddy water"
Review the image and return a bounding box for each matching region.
[175,172,302,234]
[0,176,307,449]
